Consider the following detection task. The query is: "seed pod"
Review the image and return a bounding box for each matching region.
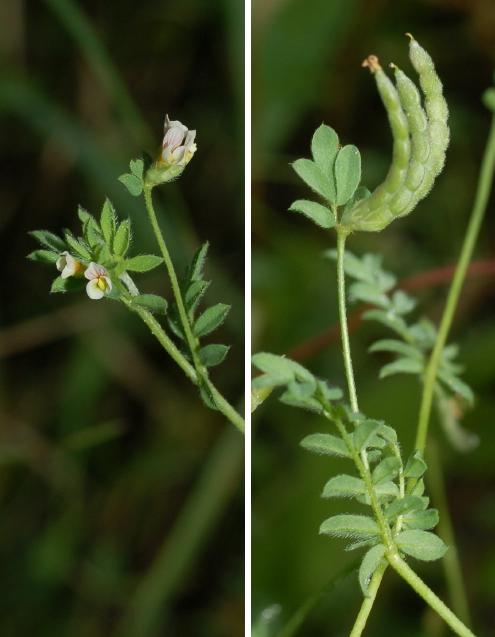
[392,37,450,217]
[389,65,430,216]
[343,38,449,232]
[343,56,410,232]
[407,35,449,185]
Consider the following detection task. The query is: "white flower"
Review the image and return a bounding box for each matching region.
[56,251,84,279]
[84,262,112,300]
[161,115,197,167]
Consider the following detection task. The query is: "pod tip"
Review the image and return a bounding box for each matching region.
[362,55,381,73]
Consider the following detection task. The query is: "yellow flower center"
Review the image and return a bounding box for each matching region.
[97,276,107,291]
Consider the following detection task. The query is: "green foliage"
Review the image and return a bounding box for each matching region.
[64,229,92,260]
[289,39,449,235]
[311,124,339,179]
[290,124,363,229]
[119,157,144,196]
[132,294,168,315]
[404,451,427,478]
[113,219,131,256]
[320,514,379,539]
[359,544,386,596]
[292,158,335,202]
[100,198,117,244]
[50,275,85,294]
[194,304,231,338]
[331,249,476,451]
[300,433,350,458]
[124,254,163,272]
[199,344,230,367]
[322,474,366,498]
[334,145,361,206]
[27,249,59,264]
[29,198,164,300]
[29,229,66,252]
[289,200,335,228]
[251,353,446,595]
[395,530,447,561]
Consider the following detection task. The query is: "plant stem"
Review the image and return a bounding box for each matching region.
[332,416,393,550]
[142,187,244,433]
[426,438,472,626]
[143,186,202,370]
[388,553,476,637]
[123,300,197,384]
[349,562,388,637]
[334,230,390,635]
[336,230,358,412]
[415,114,495,453]
[207,380,245,432]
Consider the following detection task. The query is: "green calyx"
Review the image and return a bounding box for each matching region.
[144,160,187,188]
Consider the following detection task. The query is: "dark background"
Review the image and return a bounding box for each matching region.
[252,1,495,636]
[0,1,244,636]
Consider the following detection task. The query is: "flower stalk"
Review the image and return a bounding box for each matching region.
[142,185,244,433]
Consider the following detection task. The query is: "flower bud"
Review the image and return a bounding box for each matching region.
[145,115,197,187]
[56,251,85,278]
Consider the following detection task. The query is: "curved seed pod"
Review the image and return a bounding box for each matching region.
[343,56,410,231]
[344,38,449,232]
[407,35,449,194]
[388,65,430,216]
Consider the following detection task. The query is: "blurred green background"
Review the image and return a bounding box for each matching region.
[0,1,244,636]
[252,0,495,636]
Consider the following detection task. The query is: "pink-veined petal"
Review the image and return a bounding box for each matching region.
[85,262,107,280]
[85,262,99,280]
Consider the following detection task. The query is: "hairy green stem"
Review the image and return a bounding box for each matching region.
[143,186,203,369]
[349,562,388,637]
[124,300,244,433]
[206,380,245,433]
[427,438,472,626]
[142,186,244,433]
[336,417,393,548]
[415,114,495,453]
[336,230,359,412]
[334,230,391,635]
[388,553,476,637]
[123,300,197,384]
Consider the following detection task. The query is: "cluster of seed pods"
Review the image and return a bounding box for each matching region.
[342,36,449,233]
